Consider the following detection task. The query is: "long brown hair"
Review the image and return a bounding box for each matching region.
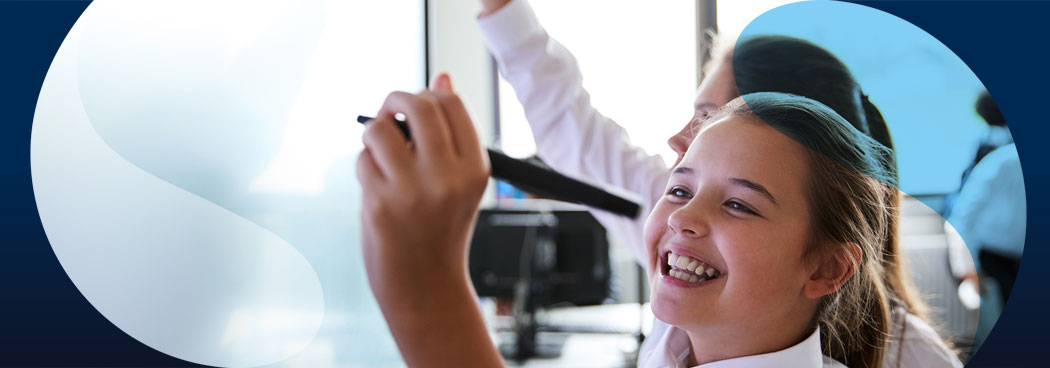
[717,35,935,362]
[713,93,897,367]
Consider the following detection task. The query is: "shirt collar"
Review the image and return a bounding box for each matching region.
[692,328,827,368]
[642,324,831,368]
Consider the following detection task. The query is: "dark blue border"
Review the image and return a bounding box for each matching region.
[0,1,198,366]
[1,1,1046,366]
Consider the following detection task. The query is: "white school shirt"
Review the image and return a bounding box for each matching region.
[477,1,962,367]
[643,323,844,368]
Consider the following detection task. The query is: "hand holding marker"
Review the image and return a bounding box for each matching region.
[355,117,640,218]
[355,76,637,367]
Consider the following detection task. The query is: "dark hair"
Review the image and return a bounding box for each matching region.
[712,92,895,368]
[730,35,897,174]
[976,90,1005,127]
[735,93,895,185]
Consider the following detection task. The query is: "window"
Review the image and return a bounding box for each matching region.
[716,0,797,43]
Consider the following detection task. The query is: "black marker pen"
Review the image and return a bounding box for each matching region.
[357,115,641,218]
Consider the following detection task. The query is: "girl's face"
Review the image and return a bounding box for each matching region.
[644,115,820,338]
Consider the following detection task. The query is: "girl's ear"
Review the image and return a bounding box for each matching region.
[803,242,862,299]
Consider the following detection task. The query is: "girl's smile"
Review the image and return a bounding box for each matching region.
[658,248,725,288]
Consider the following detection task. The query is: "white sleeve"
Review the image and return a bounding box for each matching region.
[883,310,963,368]
[476,0,670,266]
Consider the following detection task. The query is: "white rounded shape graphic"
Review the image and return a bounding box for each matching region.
[30,1,328,366]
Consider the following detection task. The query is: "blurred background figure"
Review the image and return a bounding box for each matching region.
[972,92,1015,162]
[944,91,1015,218]
[944,91,1024,351]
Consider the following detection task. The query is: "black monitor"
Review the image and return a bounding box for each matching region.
[469,208,610,307]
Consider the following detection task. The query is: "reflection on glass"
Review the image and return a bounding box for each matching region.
[32,0,423,366]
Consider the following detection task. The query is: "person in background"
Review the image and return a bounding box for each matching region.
[944,91,1014,217]
[476,0,958,366]
[943,92,1021,351]
[944,140,1024,351]
[953,143,1024,297]
[973,92,1014,159]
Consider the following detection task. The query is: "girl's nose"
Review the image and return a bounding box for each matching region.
[667,203,709,238]
[666,124,693,160]
[667,117,703,166]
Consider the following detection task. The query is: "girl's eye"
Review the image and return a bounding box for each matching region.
[695,108,716,123]
[666,186,693,199]
[724,200,758,216]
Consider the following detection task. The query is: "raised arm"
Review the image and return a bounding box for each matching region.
[479,0,511,17]
[476,0,670,264]
[357,75,503,368]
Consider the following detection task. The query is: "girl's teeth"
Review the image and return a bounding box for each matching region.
[675,256,690,268]
[665,251,722,282]
[670,269,706,283]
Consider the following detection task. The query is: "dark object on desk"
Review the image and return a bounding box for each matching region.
[356,115,641,218]
[979,249,1019,304]
[470,209,610,304]
[469,209,611,361]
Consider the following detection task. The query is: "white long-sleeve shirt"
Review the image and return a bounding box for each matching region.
[477,1,961,367]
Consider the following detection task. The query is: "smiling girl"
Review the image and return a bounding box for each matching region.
[641,93,898,367]
[358,88,910,367]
